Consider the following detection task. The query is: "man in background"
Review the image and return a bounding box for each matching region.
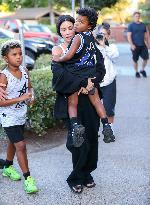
[127,11,149,78]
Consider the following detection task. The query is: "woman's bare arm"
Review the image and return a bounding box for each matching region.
[53,35,81,62]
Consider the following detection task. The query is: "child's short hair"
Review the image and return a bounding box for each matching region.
[1,40,22,57]
[76,8,98,31]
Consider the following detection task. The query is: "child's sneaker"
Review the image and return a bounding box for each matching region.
[2,166,21,181]
[102,123,115,143]
[24,176,38,194]
[0,159,5,169]
[71,123,85,147]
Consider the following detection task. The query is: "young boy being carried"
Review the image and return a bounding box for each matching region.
[53,8,115,147]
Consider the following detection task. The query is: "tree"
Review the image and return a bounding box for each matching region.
[85,0,119,9]
[2,0,119,11]
[100,0,132,24]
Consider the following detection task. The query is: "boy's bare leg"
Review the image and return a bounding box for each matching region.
[4,142,16,168]
[6,142,16,161]
[108,116,114,124]
[68,92,78,118]
[89,88,115,143]
[14,140,38,193]
[14,141,29,173]
[88,88,106,118]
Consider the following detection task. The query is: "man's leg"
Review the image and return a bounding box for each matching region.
[142,59,147,71]
[134,61,141,78]
[140,46,149,77]
[132,47,140,77]
[133,61,138,72]
[139,60,147,78]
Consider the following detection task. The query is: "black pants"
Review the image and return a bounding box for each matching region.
[66,94,100,186]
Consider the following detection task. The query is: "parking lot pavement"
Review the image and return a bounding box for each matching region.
[1,43,150,205]
[116,43,150,76]
[0,76,150,205]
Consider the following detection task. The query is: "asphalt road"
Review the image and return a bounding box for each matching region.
[0,44,150,205]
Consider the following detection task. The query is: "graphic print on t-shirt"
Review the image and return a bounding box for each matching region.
[15,82,28,108]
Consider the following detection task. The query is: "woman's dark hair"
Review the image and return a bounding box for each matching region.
[76,8,98,31]
[1,40,21,57]
[56,15,75,37]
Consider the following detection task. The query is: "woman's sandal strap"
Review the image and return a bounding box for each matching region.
[70,184,83,194]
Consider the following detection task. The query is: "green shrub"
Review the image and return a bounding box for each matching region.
[27,69,56,136]
[48,24,57,34]
[34,54,51,70]
[0,49,55,136]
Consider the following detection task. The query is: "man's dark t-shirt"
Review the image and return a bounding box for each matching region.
[128,22,146,46]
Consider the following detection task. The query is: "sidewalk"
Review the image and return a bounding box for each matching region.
[0,75,150,205]
[116,43,150,76]
[0,45,150,205]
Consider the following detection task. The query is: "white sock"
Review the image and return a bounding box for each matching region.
[110,123,114,134]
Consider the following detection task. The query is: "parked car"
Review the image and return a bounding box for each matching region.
[0,28,54,60]
[25,55,35,70]
[24,38,54,60]
[0,19,57,43]
[27,24,59,43]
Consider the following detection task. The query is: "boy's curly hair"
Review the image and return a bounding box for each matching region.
[76,8,98,31]
[56,15,75,37]
[1,40,22,57]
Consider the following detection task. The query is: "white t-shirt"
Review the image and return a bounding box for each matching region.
[0,66,28,127]
[97,44,119,87]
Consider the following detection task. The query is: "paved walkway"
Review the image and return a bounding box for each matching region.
[0,44,150,205]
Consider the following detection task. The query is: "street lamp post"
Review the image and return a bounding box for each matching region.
[72,0,75,18]
[80,0,84,8]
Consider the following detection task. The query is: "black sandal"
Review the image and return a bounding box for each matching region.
[84,180,96,188]
[69,184,83,194]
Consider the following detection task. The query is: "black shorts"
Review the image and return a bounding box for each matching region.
[101,79,116,117]
[4,125,25,144]
[132,46,149,62]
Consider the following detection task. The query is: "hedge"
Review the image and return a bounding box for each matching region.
[0,68,57,137]
[27,69,56,136]
[0,44,57,136]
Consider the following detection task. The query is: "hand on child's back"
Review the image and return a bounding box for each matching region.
[52,55,60,62]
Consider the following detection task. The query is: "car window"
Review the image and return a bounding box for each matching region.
[0,32,7,38]
[0,29,14,38]
[42,26,51,33]
[29,26,41,32]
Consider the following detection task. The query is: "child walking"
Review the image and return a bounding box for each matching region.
[53,8,114,146]
[0,40,38,194]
